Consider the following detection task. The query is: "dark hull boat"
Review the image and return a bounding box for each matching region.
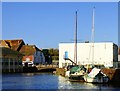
[68,65,86,82]
[69,74,84,82]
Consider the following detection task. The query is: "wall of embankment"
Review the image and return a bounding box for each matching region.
[101,68,120,83]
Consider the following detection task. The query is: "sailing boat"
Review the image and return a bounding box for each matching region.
[83,7,109,83]
[68,11,86,82]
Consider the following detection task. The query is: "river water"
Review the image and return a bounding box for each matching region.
[2,73,120,90]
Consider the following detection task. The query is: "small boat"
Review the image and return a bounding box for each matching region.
[68,65,86,82]
[84,67,109,83]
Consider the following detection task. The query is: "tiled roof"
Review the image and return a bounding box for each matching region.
[19,45,40,56]
[5,39,25,51]
[0,39,25,51]
[0,40,10,48]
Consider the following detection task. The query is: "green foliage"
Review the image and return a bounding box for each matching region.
[52,56,59,60]
[42,49,49,55]
[48,48,59,57]
[48,48,54,56]
[42,48,59,63]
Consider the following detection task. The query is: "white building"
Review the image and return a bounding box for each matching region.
[59,42,118,68]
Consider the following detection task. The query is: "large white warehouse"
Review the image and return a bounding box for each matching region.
[59,42,118,68]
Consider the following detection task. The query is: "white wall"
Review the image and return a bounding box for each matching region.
[59,42,118,68]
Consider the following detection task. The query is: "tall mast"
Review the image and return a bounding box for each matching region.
[74,11,78,65]
[91,7,95,64]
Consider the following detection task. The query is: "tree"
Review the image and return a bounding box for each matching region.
[48,48,59,61]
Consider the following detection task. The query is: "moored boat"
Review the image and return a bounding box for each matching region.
[68,65,86,82]
[83,7,109,84]
[84,67,109,83]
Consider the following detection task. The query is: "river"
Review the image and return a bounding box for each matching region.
[2,72,120,90]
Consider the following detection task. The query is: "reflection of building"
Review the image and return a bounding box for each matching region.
[0,47,23,73]
[19,45,45,67]
[59,42,118,68]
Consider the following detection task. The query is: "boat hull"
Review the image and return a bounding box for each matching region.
[84,76,109,83]
[69,75,85,82]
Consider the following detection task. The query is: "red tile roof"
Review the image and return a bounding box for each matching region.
[0,39,25,51]
[0,40,10,48]
[19,45,40,56]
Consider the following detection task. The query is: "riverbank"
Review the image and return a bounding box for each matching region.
[2,66,57,74]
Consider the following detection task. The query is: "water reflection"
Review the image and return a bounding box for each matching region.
[22,73,34,76]
[2,73,120,90]
[58,76,101,89]
[58,76,72,89]
[58,75,120,90]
